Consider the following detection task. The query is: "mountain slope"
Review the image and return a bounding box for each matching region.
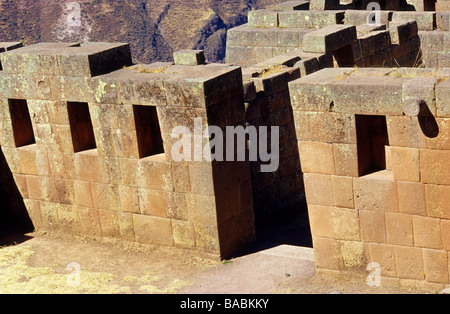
[0,0,279,63]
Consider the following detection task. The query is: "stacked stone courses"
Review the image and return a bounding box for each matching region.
[0,43,255,260]
[0,0,450,290]
[290,67,450,288]
[226,3,450,69]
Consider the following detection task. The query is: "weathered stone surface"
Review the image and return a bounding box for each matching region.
[388,20,419,44]
[278,10,345,29]
[302,25,357,53]
[173,50,206,66]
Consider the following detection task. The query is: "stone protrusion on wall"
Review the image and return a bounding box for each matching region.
[173,50,206,66]
[0,42,256,260]
[289,67,450,288]
[0,42,133,77]
[302,24,357,53]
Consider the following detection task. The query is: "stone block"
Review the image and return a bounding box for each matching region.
[427,118,450,150]
[78,206,102,237]
[397,181,427,216]
[331,176,354,209]
[118,186,140,214]
[248,10,279,28]
[310,205,360,241]
[402,76,439,117]
[354,171,399,212]
[189,163,215,196]
[173,50,206,66]
[289,68,351,112]
[294,111,356,144]
[413,216,443,250]
[39,202,60,230]
[359,209,387,243]
[278,10,345,29]
[193,222,220,255]
[437,12,450,30]
[423,249,449,284]
[386,212,414,246]
[313,236,344,270]
[436,79,450,118]
[186,193,217,226]
[425,184,450,220]
[298,141,336,175]
[99,209,120,238]
[26,175,59,203]
[386,116,428,148]
[302,25,357,53]
[390,146,420,182]
[442,220,450,251]
[90,183,121,211]
[117,212,135,242]
[55,179,75,205]
[139,188,167,218]
[394,246,424,280]
[357,30,391,58]
[303,173,334,206]
[331,75,403,116]
[165,192,188,221]
[392,12,436,31]
[172,220,196,248]
[140,158,173,191]
[368,243,397,278]
[225,46,256,66]
[74,150,102,183]
[132,214,174,246]
[389,20,419,45]
[420,149,450,185]
[344,10,392,26]
[73,180,94,208]
[332,143,359,177]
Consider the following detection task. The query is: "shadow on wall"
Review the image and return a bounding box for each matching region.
[419,105,440,138]
[0,147,34,245]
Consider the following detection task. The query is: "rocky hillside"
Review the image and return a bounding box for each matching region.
[0,0,279,63]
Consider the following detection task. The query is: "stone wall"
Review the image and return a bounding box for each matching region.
[0,43,255,259]
[225,5,450,69]
[290,67,450,288]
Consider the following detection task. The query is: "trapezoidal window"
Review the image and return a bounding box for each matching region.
[67,102,97,153]
[355,114,389,177]
[8,99,36,147]
[133,105,164,158]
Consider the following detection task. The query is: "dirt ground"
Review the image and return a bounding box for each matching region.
[0,229,444,295]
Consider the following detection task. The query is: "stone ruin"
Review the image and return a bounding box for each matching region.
[0,0,449,291]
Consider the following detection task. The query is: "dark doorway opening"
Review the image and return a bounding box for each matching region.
[67,102,97,153]
[133,105,165,158]
[0,147,34,246]
[8,99,36,148]
[356,114,390,177]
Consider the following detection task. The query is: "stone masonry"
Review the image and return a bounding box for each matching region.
[0,0,449,290]
[0,42,254,259]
